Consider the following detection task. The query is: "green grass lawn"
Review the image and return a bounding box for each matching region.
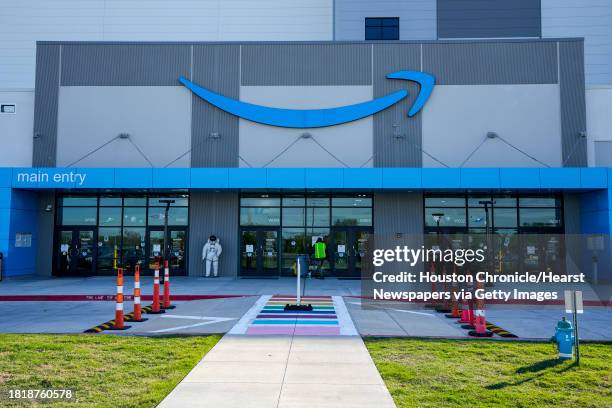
[365,338,611,408]
[0,334,221,407]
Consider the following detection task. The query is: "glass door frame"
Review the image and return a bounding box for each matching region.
[329,226,373,278]
[54,227,97,277]
[238,226,281,279]
[145,226,188,276]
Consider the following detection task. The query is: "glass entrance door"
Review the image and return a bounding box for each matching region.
[55,229,96,276]
[331,227,372,278]
[239,228,280,278]
[146,228,187,276]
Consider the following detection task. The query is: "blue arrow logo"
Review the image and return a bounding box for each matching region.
[179,70,434,128]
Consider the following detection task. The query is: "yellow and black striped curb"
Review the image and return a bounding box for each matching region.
[84,305,154,333]
[486,321,518,338]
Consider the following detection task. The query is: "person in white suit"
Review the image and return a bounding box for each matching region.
[202,235,222,277]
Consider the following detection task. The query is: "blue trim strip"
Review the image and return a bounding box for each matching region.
[3,167,610,190]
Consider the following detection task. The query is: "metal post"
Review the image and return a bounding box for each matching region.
[573,291,580,365]
[296,256,301,306]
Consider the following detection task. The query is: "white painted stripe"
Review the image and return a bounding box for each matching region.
[154,278,159,284]
[333,296,358,336]
[154,270,159,278]
[134,296,140,304]
[228,295,271,335]
[117,286,123,294]
[135,282,140,289]
[149,317,237,334]
[559,352,573,358]
[116,303,123,311]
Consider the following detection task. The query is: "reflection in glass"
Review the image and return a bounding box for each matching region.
[97,227,121,273]
[59,207,97,225]
[99,207,122,226]
[424,208,466,228]
[494,208,518,228]
[123,207,146,226]
[122,227,145,271]
[332,196,372,207]
[240,207,281,226]
[519,208,562,227]
[282,208,305,226]
[332,208,372,226]
[148,207,189,226]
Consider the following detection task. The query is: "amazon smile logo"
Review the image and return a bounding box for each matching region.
[179,70,434,128]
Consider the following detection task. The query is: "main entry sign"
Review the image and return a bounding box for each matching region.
[180,71,435,128]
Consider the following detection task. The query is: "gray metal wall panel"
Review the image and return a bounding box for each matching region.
[559,41,587,166]
[61,44,191,86]
[374,192,424,234]
[191,45,240,167]
[32,44,60,167]
[423,42,558,84]
[36,192,55,277]
[241,43,371,85]
[188,192,239,277]
[373,44,422,167]
[437,0,541,39]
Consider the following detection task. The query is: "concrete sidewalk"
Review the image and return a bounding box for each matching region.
[158,334,395,408]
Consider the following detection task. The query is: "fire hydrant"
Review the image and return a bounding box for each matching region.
[551,317,574,360]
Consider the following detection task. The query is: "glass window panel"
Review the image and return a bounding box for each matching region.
[306,207,330,227]
[467,196,492,207]
[519,196,561,207]
[492,196,517,207]
[332,196,372,207]
[382,26,399,40]
[148,207,189,226]
[282,196,305,207]
[519,208,562,227]
[148,196,189,207]
[383,18,399,26]
[98,207,122,226]
[365,18,381,27]
[240,207,280,226]
[99,196,122,206]
[332,208,372,226]
[122,227,145,269]
[97,227,121,272]
[240,196,281,207]
[282,208,305,226]
[365,27,381,40]
[60,196,97,206]
[494,208,518,228]
[424,208,466,227]
[124,197,147,206]
[306,196,330,207]
[59,207,97,225]
[425,197,465,207]
[123,207,146,226]
[468,207,487,228]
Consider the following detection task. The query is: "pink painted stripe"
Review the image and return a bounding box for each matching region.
[294,327,340,336]
[247,326,295,335]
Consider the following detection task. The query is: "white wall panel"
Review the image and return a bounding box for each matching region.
[56,86,191,167]
[239,86,373,168]
[586,86,612,166]
[422,84,562,167]
[542,0,612,85]
[0,90,34,167]
[335,0,436,40]
[0,0,333,89]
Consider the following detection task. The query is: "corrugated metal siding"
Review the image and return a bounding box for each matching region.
[188,192,239,277]
[191,45,240,167]
[61,44,190,86]
[423,41,558,84]
[373,44,422,167]
[437,0,541,39]
[542,0,612,85]
[241,43,371,85]
[335,0,436,41]
[559,41,587,166]
[32,44,60,167]
[374,192,424,234]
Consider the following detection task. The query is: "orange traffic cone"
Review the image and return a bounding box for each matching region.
[147,263,165,315]
[108,268,131,330]
[162,260,175,310]
[468,280,492,337]
[445,266,461,318]
[129,265,148,322]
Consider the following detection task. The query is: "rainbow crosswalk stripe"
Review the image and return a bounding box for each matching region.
[246,296,340,335]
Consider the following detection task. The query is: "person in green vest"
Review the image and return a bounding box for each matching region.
[313,237,327,279]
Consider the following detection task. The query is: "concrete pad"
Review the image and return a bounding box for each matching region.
[205,335,292,362]
[182,361,287,384]
[158,382,282,408]
[278,383,395,408]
